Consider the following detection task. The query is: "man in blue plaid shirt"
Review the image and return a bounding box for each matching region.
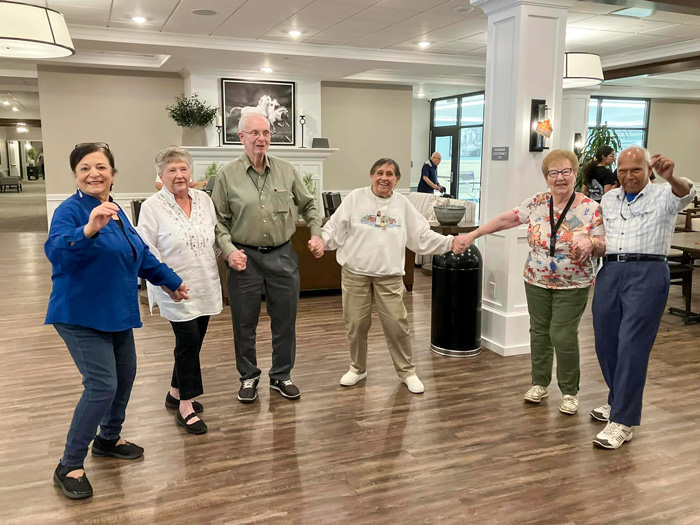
[590,147,695,449]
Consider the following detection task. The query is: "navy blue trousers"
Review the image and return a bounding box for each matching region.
[55,324,137,468]
[592,261,669,426]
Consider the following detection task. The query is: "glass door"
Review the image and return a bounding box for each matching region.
[431,130,458,196]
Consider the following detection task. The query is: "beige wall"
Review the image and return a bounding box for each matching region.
[38,67,184,195]
[411,98,430,189]
[321,82,413,191]
[5,127,42,141]
[647,99,700,183]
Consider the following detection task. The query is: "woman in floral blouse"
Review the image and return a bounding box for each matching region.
[458,150,605,415]
[138,146,222,434]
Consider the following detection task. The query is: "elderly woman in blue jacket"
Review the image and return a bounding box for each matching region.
[46,143,188,500]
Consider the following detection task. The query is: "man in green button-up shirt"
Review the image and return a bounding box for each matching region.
[212,113,323,403]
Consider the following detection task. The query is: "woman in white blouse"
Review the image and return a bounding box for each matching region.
[137,146,222,434]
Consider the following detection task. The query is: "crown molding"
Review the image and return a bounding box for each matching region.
[67,25,485,69]
[602,39,700,69]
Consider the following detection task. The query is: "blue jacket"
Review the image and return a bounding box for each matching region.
[417,159,438,193]
[45,191,182,332]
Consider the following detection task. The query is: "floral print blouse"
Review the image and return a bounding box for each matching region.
[513,192,604,289]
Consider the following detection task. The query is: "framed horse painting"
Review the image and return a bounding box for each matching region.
[221,78,296,145]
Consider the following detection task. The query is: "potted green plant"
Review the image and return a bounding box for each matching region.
[166,93,218,146]
[302,173,318,204]
[575,124,623,191]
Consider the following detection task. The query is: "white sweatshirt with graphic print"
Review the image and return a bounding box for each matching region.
[321,187,453,277]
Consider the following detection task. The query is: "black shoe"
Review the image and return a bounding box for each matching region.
[165,392,203,413]
[53,463,93,500]
[176,411,208,435]
[91,436,144,460]
[238,378,259,403]
[270,378,301,400]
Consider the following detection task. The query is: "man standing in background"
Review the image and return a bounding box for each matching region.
[417,152,445,194]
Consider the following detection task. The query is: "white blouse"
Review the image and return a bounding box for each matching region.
[137,187,223,322]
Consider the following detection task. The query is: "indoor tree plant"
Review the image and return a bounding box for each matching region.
[575,124,623,191]
[166,93,218,146]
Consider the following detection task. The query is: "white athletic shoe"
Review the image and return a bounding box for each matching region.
[559,395,579,415]
[524,385,549,403]
[593,421,633,450]
[340,370,367,387]
[403,374,425,394]
[590,404,611,422]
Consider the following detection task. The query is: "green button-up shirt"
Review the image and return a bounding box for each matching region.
[212,153,322,257]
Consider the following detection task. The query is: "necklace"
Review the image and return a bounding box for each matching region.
[372,189,393,230]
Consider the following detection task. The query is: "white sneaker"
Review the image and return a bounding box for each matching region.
[524,385,549,403]
[590,404,611,422]
[559,395,579,415]
[403,374,424,394]
[340,370,367,387]
[593,421,633,449]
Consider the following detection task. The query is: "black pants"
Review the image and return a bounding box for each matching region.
[169,316,210,400]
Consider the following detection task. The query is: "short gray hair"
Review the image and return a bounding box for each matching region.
[238,111,269,133]
[155,146,192,176]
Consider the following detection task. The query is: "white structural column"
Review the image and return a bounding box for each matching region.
[471,0,574,356]
[560,88,597,151]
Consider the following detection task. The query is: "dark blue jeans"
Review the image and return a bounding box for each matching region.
[592,261,669,427]
[54,324,137,469]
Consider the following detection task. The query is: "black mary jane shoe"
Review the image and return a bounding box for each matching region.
[177,411,208,435]
[165,392,203,413]
[91,435,144,460]
[53,463,93,500]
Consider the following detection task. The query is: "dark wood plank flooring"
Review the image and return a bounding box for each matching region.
[1,231,699,525]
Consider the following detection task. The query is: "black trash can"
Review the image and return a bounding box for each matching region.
[430,247,482,357]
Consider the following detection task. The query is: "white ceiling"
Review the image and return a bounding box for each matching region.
[1,0,700,102]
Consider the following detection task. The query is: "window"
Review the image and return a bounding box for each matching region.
[588,97,649,152]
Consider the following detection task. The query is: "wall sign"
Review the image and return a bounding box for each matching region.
[491,147,509,161]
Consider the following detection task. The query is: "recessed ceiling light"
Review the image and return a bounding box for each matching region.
[611,7,655,18]
[260,67,274,73]
[417,93,426,98]
[289,30,302,38]
[418,41,430,49]
[455,5,475,13]
[132,16,146,24]
[191,9,218,16]
[11,107,19,112]
[2,100,9,106]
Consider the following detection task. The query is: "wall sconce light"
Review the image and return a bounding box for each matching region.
[529,99,551,152]
[573,133,583,155]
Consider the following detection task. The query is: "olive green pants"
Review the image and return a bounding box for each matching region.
[524,283,590,395]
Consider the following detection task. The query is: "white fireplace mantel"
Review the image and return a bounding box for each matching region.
[184,146,338,203]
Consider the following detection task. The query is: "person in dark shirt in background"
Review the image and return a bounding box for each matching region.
[582,146,616,203]
[417,152,445,193]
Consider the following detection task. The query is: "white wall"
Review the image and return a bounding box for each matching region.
[321,82,413,192]
[0,127,7,172]
[410,98,430,189]
[647,99,700,183]
[185,73,322,149]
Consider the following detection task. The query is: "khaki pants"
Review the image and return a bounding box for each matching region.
[341,267,415,379]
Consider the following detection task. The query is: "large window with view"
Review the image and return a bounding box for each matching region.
[588,97,649,152]
[429,92,484,214]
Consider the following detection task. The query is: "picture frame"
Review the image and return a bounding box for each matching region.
[221,78,295,145]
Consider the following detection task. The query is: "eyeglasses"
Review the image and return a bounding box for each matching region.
[240,130,272,138]
[546,168,574,179]
[75,142,110,150]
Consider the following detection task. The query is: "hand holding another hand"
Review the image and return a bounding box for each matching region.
[228,249,247,271]
[451,234,473,254]
[571,238,594,263]
[307,235,325,259]
[164,282,189,302]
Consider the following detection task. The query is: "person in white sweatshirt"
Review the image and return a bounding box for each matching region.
[313,158,469,394]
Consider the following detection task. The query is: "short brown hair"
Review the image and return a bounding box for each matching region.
[369,158,401,179]
[541,149,578,177]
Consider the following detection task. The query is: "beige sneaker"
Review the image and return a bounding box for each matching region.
[340,370,367,387]
[524,385,549,403]
[559,394,579,415]
[590,404,611,422]
[403,374,424,394]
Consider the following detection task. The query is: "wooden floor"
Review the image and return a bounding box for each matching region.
[2,231,700,525]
